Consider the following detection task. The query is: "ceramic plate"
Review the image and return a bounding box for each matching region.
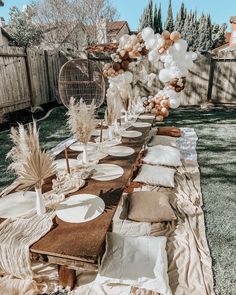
[0,191,36,218]
[138,114,155,120]
[121,130,142,138]
[70,141,97,152]
[132,122,152,128]
[91,129,109,137]
[94,137,121,147]
[91,164,124,181]
[56,194,105,223]
[77,150,108,162]
[107,146,135,157]
[54,158,78,172]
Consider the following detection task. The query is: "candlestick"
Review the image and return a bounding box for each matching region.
[100,120,103,143]
[64,145,70,174]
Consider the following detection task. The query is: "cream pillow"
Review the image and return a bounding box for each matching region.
[96,233,172,295]
[133,164,175,188]
[143,145,182,167]
[148,135,177,147]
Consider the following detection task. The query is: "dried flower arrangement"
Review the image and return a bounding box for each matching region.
[7,120,56,214]
[67,97,96,144]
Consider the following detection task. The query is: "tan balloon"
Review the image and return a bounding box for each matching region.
[162,30,171,40]
[156,115,164,122]
[170,31,181,42]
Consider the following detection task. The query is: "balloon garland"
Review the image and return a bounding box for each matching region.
[103,27,197,122]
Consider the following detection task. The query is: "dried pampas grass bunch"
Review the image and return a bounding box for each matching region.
[7,120,56,189]
[67,97,96,143]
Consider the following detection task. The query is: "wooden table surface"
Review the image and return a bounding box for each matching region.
[30,123,152,269]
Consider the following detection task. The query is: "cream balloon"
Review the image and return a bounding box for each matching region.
[174,39,188,52]
[169,97,181,109]
[141,27,155,42]
[159,69,172,83]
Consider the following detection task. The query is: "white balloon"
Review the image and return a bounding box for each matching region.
[146,38,159,50]
[119,34,130,47]
[124,71,133,83]
[174,39,188,52]
[169,97,181,109]
[141,27,154,42]
[159,69,172,83]
[148,50,160,63]
[157,38,165,49]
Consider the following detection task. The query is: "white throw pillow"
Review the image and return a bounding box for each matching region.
[148,135,177,147]
[96,233,172,295]
[143,145,182,167]
[133,164,175,188]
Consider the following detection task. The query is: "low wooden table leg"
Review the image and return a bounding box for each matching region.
[58,265,76,290]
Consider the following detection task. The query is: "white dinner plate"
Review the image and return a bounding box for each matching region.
[138,114,155,120]
[91,164,124,181]
[106,146,135,157]
[0,191,36,218]
[54,158,78,172]
[70,141,97,152]
[56,194,105,223]
[91,129,109,137]
[121,130,142,138]
[132,122,152,128]
[77,150,108,162]
[94,137,121,147]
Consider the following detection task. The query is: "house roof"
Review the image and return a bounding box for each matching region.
[86,43,118,53]
[230,16,236,24]
[107,21,130,35]
[86,20,130,37]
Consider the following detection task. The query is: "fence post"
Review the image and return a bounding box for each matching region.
[25,48,35,107]
[44,50,52,102]
[207,54,215,101]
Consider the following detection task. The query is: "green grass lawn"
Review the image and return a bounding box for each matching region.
[0,106,235,295]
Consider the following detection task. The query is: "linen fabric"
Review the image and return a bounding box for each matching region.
[133,164,176,188]
[96,233,172,295]
[143,145,182,167]
[128,191,176,222]
[148,135,177,147]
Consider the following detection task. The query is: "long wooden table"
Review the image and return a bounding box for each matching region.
[29,122,152,288]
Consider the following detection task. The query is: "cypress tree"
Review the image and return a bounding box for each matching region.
[154,3,163,34]
[139,6,149,30]
[197,14,212,51]
[139,0,154,30]
[174,2,186,33]
[211,23,227,49]
[191,10,199,51]
[148,0,153,29]
[205,14,212,50]
[165,0,174,32]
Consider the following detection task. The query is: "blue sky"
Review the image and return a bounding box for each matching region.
[0,0,234,30]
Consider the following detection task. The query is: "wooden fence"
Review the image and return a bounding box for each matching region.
[0,47,235,116]
[0,46,67,115]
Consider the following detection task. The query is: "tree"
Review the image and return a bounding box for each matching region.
[7,5,42,47]
[197,14,212,51]
[139,0,154,30]
[148,0,153,29]
[211,23,227,49]
[174,2,186,33]
[32,0,119,48]
[154,4,163,34]
[165,0,174,32]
